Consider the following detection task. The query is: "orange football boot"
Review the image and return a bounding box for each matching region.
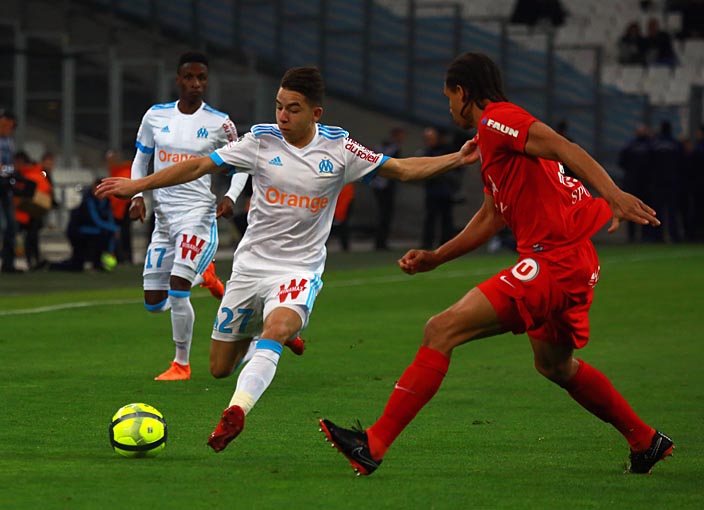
[154,361,191,381]
[200,261,225,300]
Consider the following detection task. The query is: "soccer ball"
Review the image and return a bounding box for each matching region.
[100,252,117,271]
[108,403,167,458]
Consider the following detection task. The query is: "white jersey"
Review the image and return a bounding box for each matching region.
[135,100,238,217]
[211,123,388,275]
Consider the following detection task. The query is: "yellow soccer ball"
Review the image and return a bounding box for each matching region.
[109,403,167,458]
[101,252,117,271]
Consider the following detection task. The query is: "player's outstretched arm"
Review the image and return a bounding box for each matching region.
[399,194,504,274]
[524,122,660,233]
[96,155,218,200]
[378,137,479,182]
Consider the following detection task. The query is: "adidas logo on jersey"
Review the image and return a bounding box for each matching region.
[268,156,283,166]
[161,126,170,133]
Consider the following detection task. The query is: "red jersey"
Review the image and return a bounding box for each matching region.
[477,102,611,256]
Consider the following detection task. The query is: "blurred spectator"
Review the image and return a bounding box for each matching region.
[419,127,455,249]
[668,0,704,39]
[371,127,406,250]
[511,0,566,29]
[680,135,696,241]
[689,125,704,241]
[650,120,685,242]
[618,22,647,65]
[13,151,52,270]
[49,179,119,271]
[40,152,59,208]
[39,152,61,230]
[0,109,21,273]
[619,124,654,242]
[105,149,133,264]
[644,17,678,66]
[329,183,355,252]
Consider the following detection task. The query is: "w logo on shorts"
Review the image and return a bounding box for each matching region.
[180,234,205,260]
[278,278,308,303]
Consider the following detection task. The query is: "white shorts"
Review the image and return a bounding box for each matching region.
[211,271,323,342]
[142,210,218,290]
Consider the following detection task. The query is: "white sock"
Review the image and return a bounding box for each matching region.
[192,274,204,287]
[169,290,194,365]
[235,337,259,371]
[229,339,282,414]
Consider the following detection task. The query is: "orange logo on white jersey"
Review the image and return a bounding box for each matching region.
[265,186,329,214]
[158,150,199,163]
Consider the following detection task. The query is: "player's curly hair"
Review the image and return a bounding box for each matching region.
[280,67,325,106]
[445,52,507,117]
[177,51,209,72]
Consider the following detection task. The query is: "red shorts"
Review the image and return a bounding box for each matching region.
[477,241,600,348]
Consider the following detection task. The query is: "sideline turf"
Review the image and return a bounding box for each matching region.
[1,245,702,509]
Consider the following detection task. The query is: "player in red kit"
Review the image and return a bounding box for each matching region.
[320,52,672,476]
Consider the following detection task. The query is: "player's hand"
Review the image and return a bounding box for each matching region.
[606,190,660,234]
[216,196,235,219]
[458,135,480,166]
[96,177,139,200]
[398,249,440,275]
[128,197,146,223]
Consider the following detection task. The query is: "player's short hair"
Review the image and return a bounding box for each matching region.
[177,51,209,73]
[280,67,324,106]
[445,52,508,115]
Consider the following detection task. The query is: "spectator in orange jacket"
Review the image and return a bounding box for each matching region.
[13,151,52,269]
[329,183,355,252]
[106,149,134,264]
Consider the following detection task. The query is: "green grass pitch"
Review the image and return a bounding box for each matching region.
[1,244,702,509]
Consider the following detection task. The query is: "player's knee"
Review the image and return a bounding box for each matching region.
[423,313,481,352]
[534,359,571,385]
[210,359,231,379]
[144,297,169,313]
[260,324,292,343]
[422,314,457,352]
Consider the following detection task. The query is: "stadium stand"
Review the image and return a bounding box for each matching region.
[1,0,701,253]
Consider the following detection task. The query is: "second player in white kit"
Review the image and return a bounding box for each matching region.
[129,51,248,381]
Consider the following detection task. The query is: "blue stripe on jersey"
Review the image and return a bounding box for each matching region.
[135,141,154,154]
[318,125,349,141]
[168,289,191,298]
[251,124,284,140]
[210,152,236,173]
[150,101,177,110]
[196,220,218,275]
[203,104,228,118]
[256,339,284,355]
[361,155,390,184]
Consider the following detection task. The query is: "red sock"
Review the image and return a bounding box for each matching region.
[563,359,655,451]
[367,346,450,459]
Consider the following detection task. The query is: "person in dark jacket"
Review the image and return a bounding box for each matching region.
[618,124,653,242]
[649,120,684,243]
[49,179,119,271]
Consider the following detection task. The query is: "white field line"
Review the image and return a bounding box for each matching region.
[1,249,699,317]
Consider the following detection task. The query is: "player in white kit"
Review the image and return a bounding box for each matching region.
[129,51,248,381]
[98,66,476,451]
